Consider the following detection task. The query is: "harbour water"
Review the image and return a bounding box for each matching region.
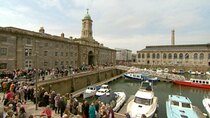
[109,76,209,118]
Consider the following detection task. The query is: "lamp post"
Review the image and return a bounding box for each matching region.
[35,70,38,110]
[35,40,39,110]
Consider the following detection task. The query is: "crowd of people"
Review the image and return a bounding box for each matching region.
[0,64,99,82]
[0,77,35,118]
[0,64,120,118]
[0,77,118,118]
[36,89,116,118]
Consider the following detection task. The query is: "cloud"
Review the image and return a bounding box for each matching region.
[0,0,209,53]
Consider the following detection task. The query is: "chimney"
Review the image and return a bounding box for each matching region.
[39,27,45,33]
[171,29,175,45]
[61,33,64,38]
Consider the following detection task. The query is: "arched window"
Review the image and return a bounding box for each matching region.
[163,53,167,59]
[208,53,210,59]
[185,53,189,60]
[168,53,172,59]
[138,53,141,58]
[199,53,204,60]
[174,53,177,59]
[194,53,198,60]
[142,53,145,59]
[179,53,183,59]
[152,53,155,59]
[147,53,150,58]
[157,53,160,59]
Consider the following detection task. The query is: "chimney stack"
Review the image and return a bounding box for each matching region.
[39,27,45,33]
[61,33,64,38]
[171,29,175,45]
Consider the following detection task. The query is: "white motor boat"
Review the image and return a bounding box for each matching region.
[164,68,169,73]
[188,70,196,75]
[156,68,163,73]
[206,71,210,76]
[126,81,158,118]
[98,92,126,112]
[83,85,100,99]
[95,84,110,96]
[202,97,210,117]
[114,92,127,111]
[195,71,202,75]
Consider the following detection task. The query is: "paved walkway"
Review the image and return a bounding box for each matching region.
[0,93,62,118]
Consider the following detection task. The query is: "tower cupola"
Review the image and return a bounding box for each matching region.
[81,9,93,39]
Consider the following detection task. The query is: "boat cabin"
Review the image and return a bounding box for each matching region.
[100,84,109,89]
[86,86,98,91]
[190,79,210,85]
[169,95,192,108]
[134,90,154,105]
[140,81,153,91]
[167,95,198,118]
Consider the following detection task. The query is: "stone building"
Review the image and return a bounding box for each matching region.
[0,11,116,70]
[115,48,132,65]
[136,44,210,71]
[131,53,137,63]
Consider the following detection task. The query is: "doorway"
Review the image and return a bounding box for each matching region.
[88,51,95,65]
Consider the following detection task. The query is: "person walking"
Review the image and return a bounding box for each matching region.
[18,107,28,118]
[54,94,60,114]
[60,97,66,118]
[89,102,96,118]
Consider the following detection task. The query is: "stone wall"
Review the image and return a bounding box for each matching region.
[39,68,124,95]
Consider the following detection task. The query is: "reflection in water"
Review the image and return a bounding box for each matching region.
[172,84,209,95]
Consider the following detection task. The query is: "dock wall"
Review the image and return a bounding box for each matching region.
[38,68,125,95]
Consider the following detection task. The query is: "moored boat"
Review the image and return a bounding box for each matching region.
[98,91,126,112]
[124,73,144,80]
[202,97,210,117]
[164,68,169,73]
[172,78,210,89]
[126,81,158,118]
[188,70,196,75]
[166,95,205,118]
[83,85,100,99]
[156,68,163,73]
[195,71,202,75]
[124,73,159,82]
[95,84,110,96]
[172,69,176,74]
[177,70,185,74]
[206,71,210,76]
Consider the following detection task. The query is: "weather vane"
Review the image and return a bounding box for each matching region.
[87,8,89,14]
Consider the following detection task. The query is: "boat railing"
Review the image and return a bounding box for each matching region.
[192,106,206,118]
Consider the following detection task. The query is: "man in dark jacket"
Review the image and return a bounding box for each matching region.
[60,96,66,118]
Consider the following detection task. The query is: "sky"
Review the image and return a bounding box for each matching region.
[0,0,210,53]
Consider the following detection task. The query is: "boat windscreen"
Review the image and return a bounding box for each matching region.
[141,82,152,90]
[171,101,179,106]
[182,103,191,108]
[134,97,151,105]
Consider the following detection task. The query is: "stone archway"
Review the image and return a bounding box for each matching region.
[88,51,95,65]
